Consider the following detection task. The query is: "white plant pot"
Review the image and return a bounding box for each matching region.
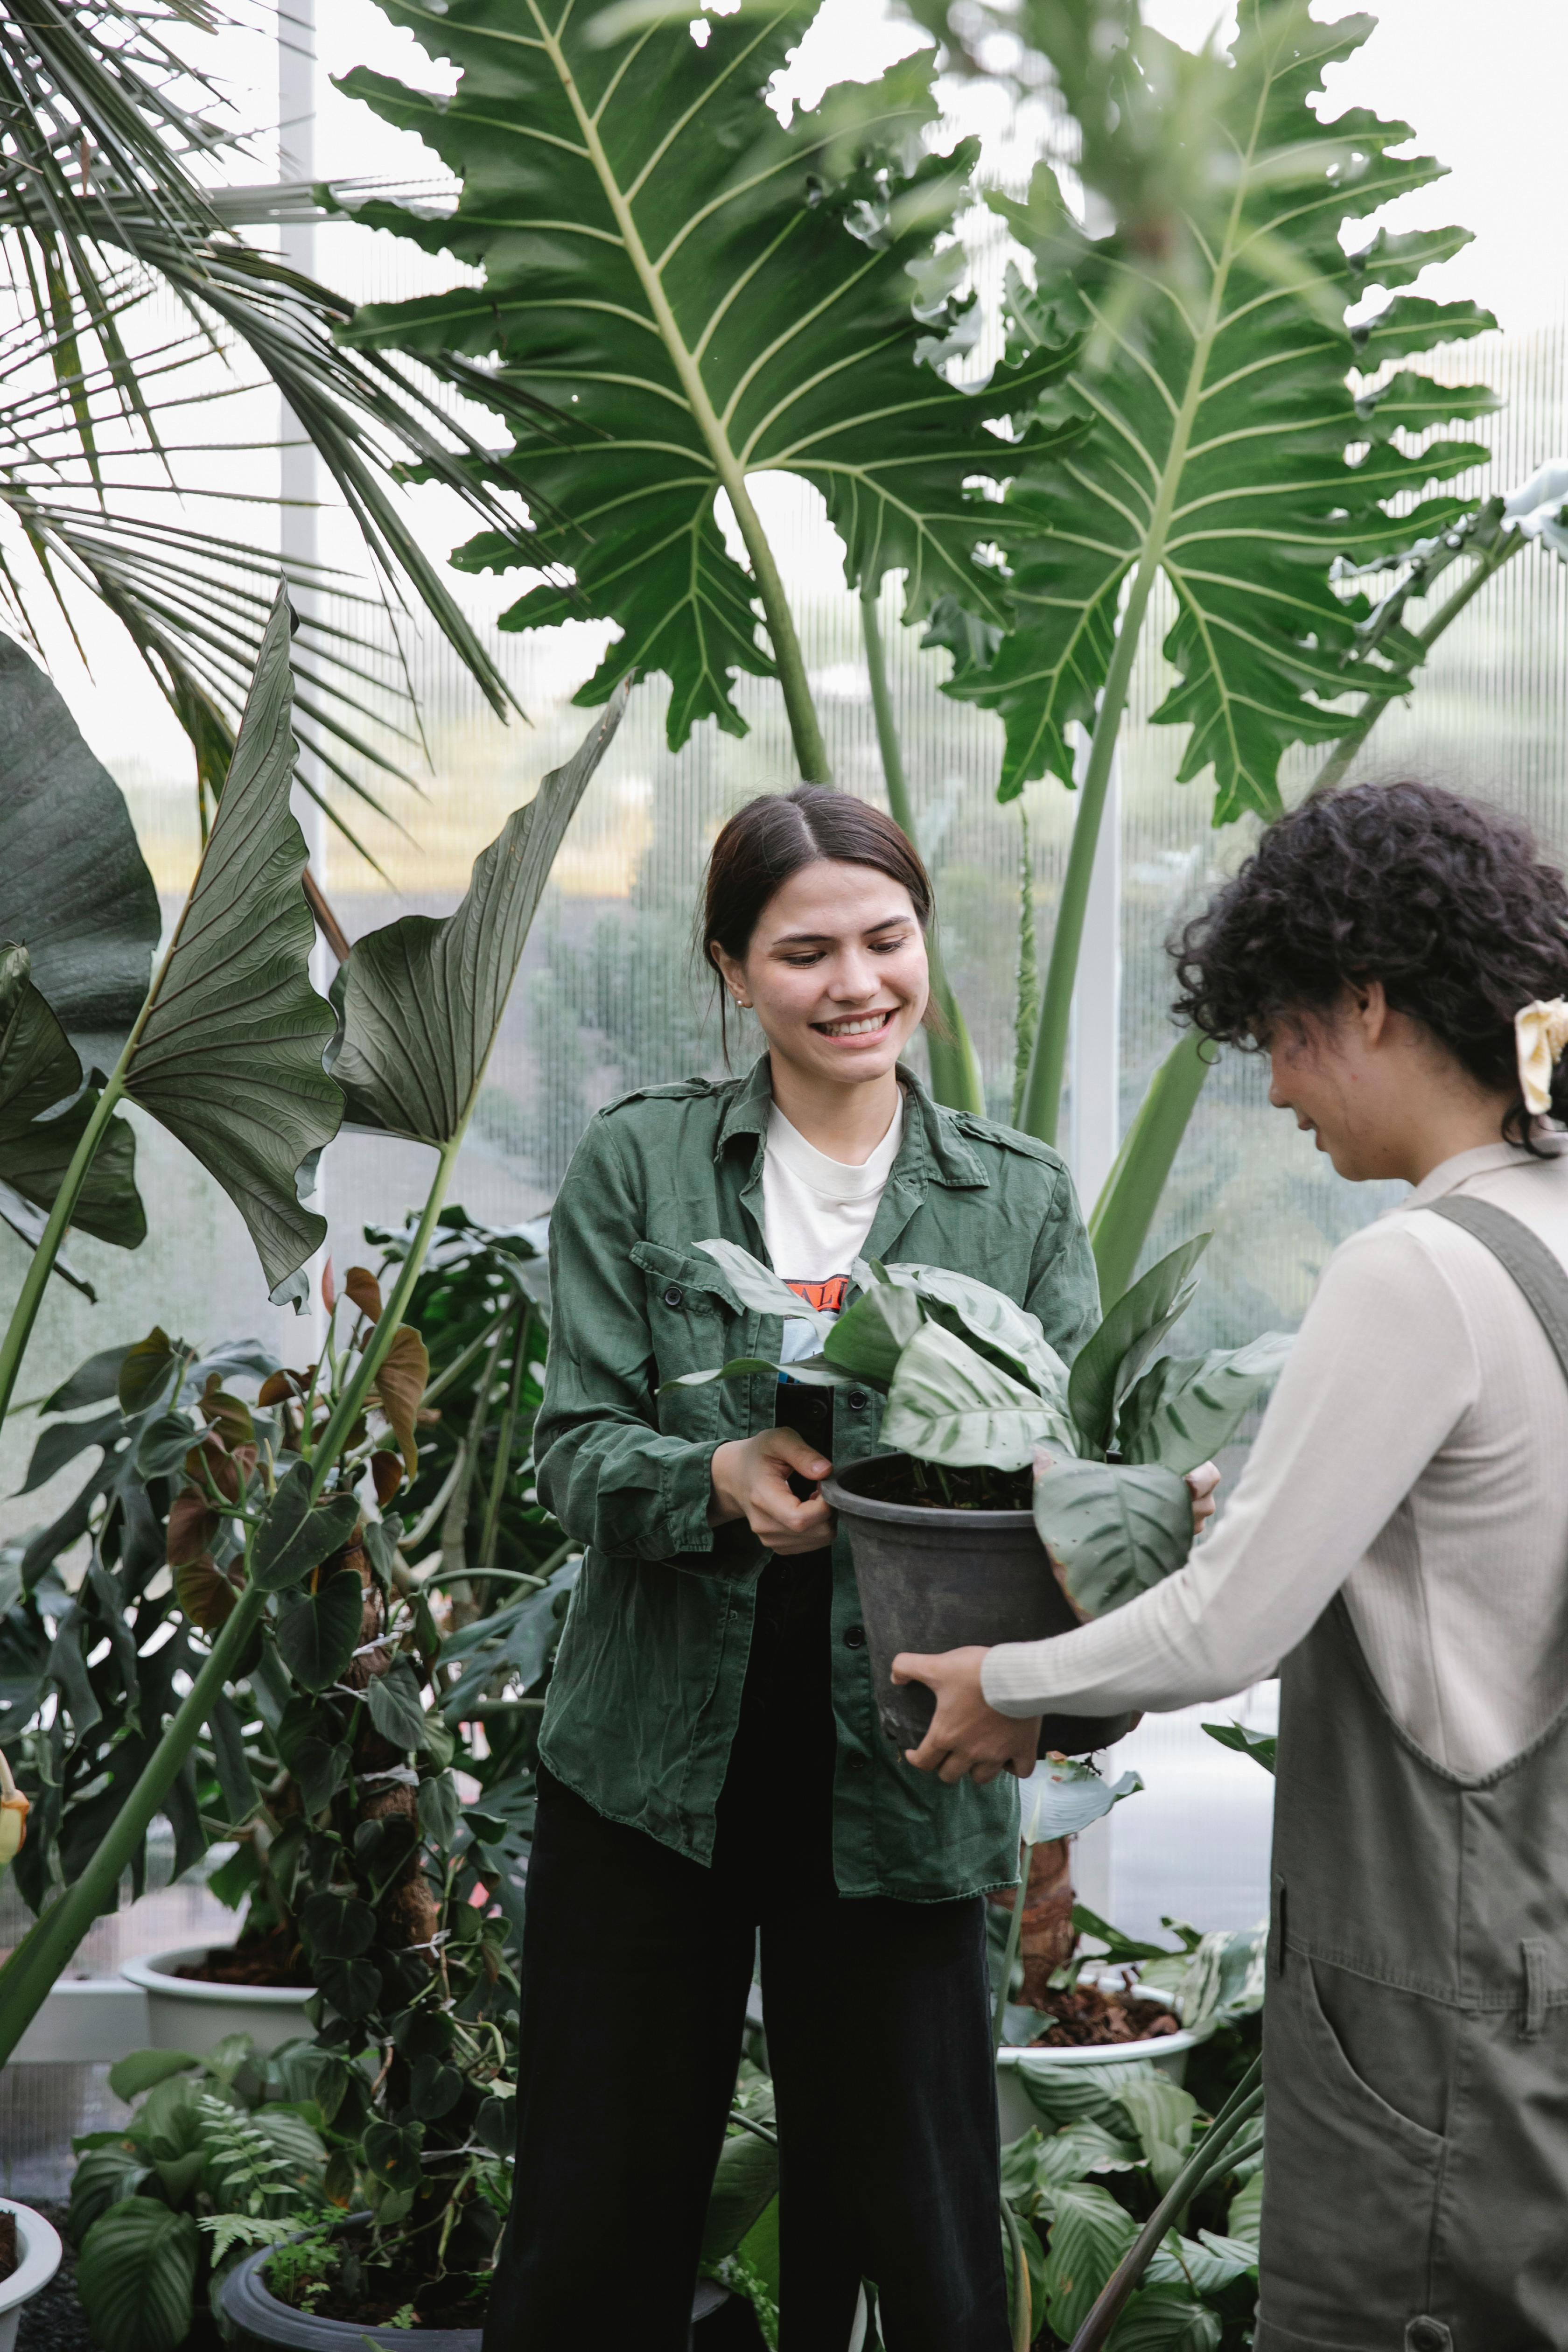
[0,2198,63,2352]
[119,1946,316,2058]
[995,1995,1212,2142]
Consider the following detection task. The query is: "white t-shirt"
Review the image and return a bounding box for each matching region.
[763,1093,903,1359]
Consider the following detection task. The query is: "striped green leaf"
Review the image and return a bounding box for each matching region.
[338,6,1082,756]
[882,1319,1071,1470]
[950,1,1497,816]
[1067,1236,1210,1456]
[1039,2178,1139,2341]
[1117,1331,1293,1474]
[694,1239,834,1343]
[1031,1455,1192,1617]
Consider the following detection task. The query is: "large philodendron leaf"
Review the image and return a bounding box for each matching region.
[950,0,1498,813]
[333,684,632,1143]
[116,588,342,1307]
[1067,1235,1210,1456]
[1031,1455,1193,1618]
[0,632,161,1071]
[339,7,1083,749]
[1117,1330,1294,1474]
[0,942,144,1263]
[882,1319,1074,1470]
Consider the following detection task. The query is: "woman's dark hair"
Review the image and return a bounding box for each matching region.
[1172,779,1568,1149]
[700,786,938,1060]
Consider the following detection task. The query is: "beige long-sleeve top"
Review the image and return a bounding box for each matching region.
[981,1139,1568,1775]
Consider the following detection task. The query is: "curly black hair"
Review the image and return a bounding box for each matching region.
[1171,780,1568,1150]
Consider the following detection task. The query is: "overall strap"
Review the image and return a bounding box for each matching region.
[1426,1194,1568,1384]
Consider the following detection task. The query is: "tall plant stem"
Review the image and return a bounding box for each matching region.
[0,1066,125,1432]
[860,585,985,1114]
[1001,2194,1033,2352]
[477,1301,530,1569]
[1066,2058,1264,2352]
[993,1838,1034,2051]
[1313,527,1526,793]
[536,7,829,784]
[0,1575,268,2066]
[310,1136,461,1496]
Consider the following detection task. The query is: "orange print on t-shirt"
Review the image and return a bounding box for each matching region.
[783,1275,848,1315]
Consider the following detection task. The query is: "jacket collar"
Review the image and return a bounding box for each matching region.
[714,1053,989,1192]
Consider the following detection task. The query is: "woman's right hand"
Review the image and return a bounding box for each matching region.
[710,1429,833,1555]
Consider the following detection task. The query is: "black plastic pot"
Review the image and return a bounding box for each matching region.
[219,2238,735,2350]
[823,1456,1137,1758]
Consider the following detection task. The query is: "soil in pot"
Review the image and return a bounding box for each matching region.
[174,1924,314,1989]
[14,2201,107,2352]
[0,2214,14,2284]
[847,1455,1032,1512]
[1028,1980,1182,2049]
[265,2231,486,2331]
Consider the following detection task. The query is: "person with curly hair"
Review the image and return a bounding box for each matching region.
[897,779,1568,2350]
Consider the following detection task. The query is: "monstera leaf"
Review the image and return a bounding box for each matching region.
[113,588,342,1307]
[0,942,144,1270]
[333,683,630,1142]
[339,7,1082,767]
[952,0,1497,814]
[0,631,160,1071]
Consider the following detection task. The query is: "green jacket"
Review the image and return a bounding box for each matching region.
[535,1054,1099,1901]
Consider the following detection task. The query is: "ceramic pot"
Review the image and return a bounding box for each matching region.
[0,2198,63,2352]
[119,1946,315,2057]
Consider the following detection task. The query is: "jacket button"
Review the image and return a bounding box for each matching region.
[847,1390,868,1412]
[663,1284,684,1309]
[845,1753,867,1774]
[843,1624,866,1650]
[1407,2326,1449,2352]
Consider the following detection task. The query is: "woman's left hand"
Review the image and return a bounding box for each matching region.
[1187,1459,1221,1535]
[891,1647,1040,1785]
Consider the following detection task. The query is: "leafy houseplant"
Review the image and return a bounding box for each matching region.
[665,1234,1287,1750]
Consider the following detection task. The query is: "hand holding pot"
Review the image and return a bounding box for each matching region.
[891,1646,1042,1786]
[710,1428,834,1554]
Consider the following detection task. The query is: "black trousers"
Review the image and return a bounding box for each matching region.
[483,1553,1010,2352]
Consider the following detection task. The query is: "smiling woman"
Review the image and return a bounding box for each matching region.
[482,787,1100,2352]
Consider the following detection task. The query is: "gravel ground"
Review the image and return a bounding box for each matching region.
[14,2206,91,2352]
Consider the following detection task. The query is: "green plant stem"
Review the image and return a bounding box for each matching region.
[859,585,985,1113]
[0,1066,125,1431]
[1065,2058,1264,2352]
[477,1302,529,1569]
[1314,527,1526,794]
[0,1575,268,2066]
[993,1840,1033,2051]
[311,1136,462,1495]
[1001,2193,1033,2352]
[1089,1033,1215,1305]
[538,8,829,783]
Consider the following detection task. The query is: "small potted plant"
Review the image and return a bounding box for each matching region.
[671,1237,1289,1754]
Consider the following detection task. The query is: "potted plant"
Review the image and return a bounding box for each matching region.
[670,1236,1289,1753]
[0,2198,63,2352]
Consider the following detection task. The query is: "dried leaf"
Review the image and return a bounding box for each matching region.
[258,1367,311,1408]
[370,1451,404,1506]
[344,1267,383,1325]
[370,1327,430,1479]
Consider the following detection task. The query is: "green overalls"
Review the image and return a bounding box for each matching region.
[1259,1196,1568,2352]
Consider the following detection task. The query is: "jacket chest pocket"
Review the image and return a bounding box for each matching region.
[630,1240,750,1434]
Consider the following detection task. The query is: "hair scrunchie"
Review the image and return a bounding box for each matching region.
[1514,999,1568,1115]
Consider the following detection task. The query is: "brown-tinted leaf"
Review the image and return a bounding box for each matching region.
[258,1367,312,1407]
[167,1485,220,1569]
[175,1554,241,1631]
[183,1428,255,1505]
[344,1267,383,1325]
[370,1327,430,1479]
[199,1374,255,1449]
[322,1257,337,1314]
[370,1451,404,1506]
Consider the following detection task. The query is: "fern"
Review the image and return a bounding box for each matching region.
[199,2213,299,2265]
[195,2092,312,2218]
